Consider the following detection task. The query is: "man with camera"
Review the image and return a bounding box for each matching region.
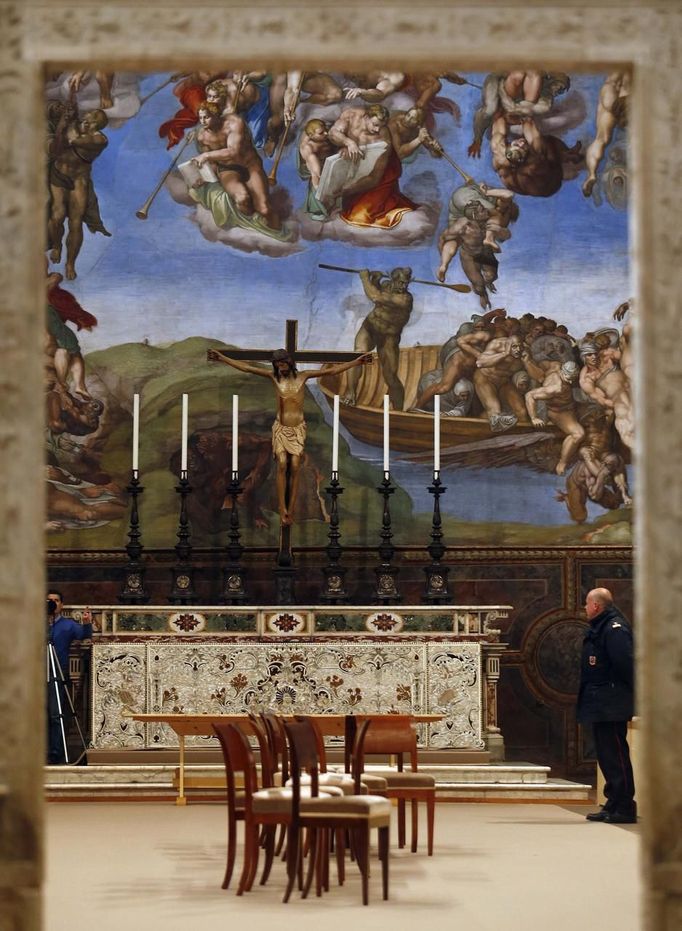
[47,591,93,764]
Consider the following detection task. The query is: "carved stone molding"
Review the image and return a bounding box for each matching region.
[3,2,682,927]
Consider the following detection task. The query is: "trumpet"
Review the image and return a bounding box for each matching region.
[267,72,305,187]
[138,74,176,108]
[136,130,196,220]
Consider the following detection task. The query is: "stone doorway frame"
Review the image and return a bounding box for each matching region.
[1,2,680,927]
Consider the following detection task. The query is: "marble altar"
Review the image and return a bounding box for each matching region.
[73,604,511,758]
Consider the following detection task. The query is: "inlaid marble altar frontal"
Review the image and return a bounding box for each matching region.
[91,640,484,750]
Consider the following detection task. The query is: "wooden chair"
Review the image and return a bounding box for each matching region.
[283,717,391,905]
[294,715,363,795]
[351,714,436,855]
[213,721,346,898]
[213,721,292,895]
[259,712,344,861]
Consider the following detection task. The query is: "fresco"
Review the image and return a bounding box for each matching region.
[44,67,632,550]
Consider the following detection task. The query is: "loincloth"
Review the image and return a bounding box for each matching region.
[272,418,306,457]
[214,162,250,183]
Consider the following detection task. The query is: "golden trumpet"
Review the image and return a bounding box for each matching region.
[136,130,196,220]
[267,72,305,187]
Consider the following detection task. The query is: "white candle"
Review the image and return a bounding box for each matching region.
[332,394,340,474]
[232,394,238,474]
[434,393,441,474]
[132,393,140,475]
[383,394,390,474]
[181,393,188,473]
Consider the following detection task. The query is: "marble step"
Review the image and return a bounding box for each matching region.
[45,763,592,801]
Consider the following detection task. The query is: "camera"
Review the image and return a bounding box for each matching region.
[47,599,57,615]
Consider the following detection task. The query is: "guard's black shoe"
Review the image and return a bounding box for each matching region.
[586,809,611,821]
[602,811,637,824]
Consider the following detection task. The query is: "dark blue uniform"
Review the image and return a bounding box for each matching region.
[47,614,92,764]
[577,604,635,818]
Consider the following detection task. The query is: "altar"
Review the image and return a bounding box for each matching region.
[82,603,510,760]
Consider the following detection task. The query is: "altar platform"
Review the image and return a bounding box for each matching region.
[57,603,592,803]
[44,760,592,803]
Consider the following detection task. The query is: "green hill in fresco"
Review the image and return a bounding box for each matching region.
[49,337,414,550]
[47,337,632,551]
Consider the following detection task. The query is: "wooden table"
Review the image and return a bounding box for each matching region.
[130,713,442,804]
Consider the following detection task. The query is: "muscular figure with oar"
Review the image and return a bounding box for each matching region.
[208,348,372,526]
[319,263,470,410]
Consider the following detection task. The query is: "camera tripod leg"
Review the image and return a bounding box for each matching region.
[47,643,88,766]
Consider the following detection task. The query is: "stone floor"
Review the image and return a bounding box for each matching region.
[46,800,640,931]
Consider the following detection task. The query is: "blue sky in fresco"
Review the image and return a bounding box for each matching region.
[64,71,630,356]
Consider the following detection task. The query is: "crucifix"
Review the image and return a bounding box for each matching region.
[207,319,372,572]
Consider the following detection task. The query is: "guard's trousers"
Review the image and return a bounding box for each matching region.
[592,720,636,814]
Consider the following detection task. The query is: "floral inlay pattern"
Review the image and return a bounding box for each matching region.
[266,612,306,634]
[169,612,205,633]
[396,684,412,703]
[92,641,483,750]
[367,612,404,633]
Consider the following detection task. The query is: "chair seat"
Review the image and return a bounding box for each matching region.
[328,766,388,793]
[252,785,344,814]
[359,773,389,792]
[320,772,361,795]
[373,771,435,789]
[253,787,390,823]
[285,771,363,795]
[301,793,392,827]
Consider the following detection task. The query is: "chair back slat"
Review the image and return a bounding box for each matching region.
[262,711,290,784]
[349,718,372,793]
[344,715,357,773]
[213,722,260,810]
[283,718,320,810]
[294,715,328,772]
[353,714,419,771]
[248,713,275,788]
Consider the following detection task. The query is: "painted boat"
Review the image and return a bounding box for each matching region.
[319,345,560,462]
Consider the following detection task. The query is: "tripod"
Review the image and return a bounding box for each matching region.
[46,641,87,765]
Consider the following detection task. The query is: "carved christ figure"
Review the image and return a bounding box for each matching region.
[208,348,372,526]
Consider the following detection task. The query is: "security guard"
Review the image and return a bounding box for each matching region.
[577,587,636,823]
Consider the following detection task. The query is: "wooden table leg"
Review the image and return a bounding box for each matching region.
[176,734,187,806]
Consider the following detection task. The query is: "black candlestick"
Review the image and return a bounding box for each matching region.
[320,471,349,603]
[120,471,149,604]
[221,471,248,604]
[170,471,198,603]
[274,520,296,604]
[423,471,451,603]
[373,471,401,604]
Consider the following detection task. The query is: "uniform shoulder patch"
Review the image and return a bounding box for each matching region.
[611,622,622,628]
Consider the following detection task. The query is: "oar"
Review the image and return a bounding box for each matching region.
[318,263,471,294]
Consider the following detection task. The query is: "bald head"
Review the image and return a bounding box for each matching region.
[585,587,613,619]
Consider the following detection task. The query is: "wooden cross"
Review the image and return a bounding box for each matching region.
[216,319,362,580]
[222,319,363,366]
